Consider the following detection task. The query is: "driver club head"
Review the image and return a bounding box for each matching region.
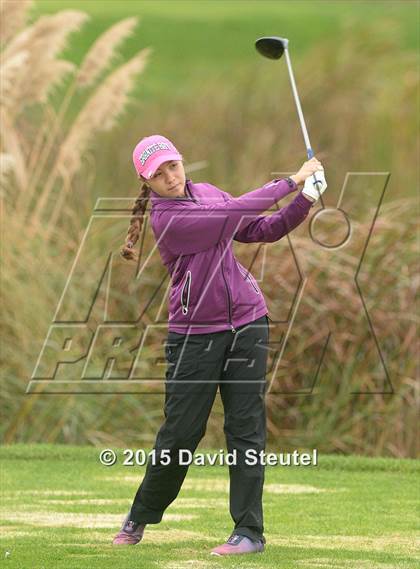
[255,36,289,59]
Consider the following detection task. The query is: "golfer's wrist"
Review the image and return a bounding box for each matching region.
[289,174,303,187]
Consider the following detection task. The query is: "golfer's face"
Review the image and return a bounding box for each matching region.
[145,160,186,197]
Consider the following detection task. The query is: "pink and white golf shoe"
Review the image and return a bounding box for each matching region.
[112,514,146,545]
[210,533,265,556]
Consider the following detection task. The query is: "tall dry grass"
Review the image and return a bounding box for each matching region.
[1,7,418,457]
[23,16,140,220]
[1,2,152,443]
[1,2,150,223]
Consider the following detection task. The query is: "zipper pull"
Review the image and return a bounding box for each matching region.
[231,325,236,333]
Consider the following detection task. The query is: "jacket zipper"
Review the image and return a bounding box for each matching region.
[181,270,192,315]
[220,246,236,333]
[237,262,260,294]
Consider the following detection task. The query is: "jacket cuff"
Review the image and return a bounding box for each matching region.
[283,176,298,190]
[269,177,298,191]
[296,191,316,209]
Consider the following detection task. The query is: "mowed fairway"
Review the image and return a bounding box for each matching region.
[0,445,419,568]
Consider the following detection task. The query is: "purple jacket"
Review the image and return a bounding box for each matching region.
[149,177,314,334]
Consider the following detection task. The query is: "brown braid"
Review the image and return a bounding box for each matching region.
[120,181,151,262]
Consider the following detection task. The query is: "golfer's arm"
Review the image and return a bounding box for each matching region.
[233,192,313,243]
[155,178,298,255]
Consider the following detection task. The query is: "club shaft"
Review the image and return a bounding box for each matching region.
[283,48,313,158]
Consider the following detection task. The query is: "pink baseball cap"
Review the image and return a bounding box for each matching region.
[132,135,183,179]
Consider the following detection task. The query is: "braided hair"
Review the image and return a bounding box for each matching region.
[120,180,151,262]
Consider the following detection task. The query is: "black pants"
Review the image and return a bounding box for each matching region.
[130,314,269,542]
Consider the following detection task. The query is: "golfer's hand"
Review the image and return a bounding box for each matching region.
[290,157,324,186]
[302,170,327,203]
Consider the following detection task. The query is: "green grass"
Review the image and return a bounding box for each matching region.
[32,0,419,103]
[1,445,419,568]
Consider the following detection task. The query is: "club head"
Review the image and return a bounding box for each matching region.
[255,36,289,60]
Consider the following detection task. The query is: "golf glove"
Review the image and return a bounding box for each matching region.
[302,170,327,203]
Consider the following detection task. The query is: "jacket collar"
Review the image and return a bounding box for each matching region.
[150,178,195,206]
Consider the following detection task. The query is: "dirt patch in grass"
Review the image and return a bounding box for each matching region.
[54,528,215,546]
[0,526,33,538]
[298,559,407,569]
[37,499,130,506]
[271,534,419,555]
[177,479,230,492]
[6,490,94,496]
[264,484,334,494]
[7,497,227,509]
[1,512,197,528]
[142,528,215,543]
[182,479,334,494]
[100,475,141,483]
[100,476,231,492]
[171,497,227,509]
[165,561,216,569]
[100,476,335,495]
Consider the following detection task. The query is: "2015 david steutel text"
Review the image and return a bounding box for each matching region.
[115,449,318,467]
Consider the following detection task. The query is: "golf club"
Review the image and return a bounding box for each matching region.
[255,36,322,192]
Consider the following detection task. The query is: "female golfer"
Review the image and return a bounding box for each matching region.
[113,134,326,556]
